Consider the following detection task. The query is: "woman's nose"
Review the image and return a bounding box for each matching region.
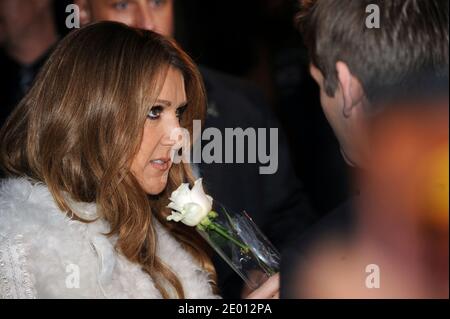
[160,116,182,147]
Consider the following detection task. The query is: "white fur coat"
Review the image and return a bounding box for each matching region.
[0,178,220,299]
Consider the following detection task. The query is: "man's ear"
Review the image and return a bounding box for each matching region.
[336,61,365,118]
[74,0,92,25]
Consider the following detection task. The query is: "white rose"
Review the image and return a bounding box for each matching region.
[167,178,213,227]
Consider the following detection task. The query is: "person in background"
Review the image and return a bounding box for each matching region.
[282,0,448,298]
[292,83,448,298]
[73,0,316,298]
[0,0,59,129]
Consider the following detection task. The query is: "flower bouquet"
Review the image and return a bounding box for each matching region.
[167,179,280,290]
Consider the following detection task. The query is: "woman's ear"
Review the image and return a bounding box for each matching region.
[336,61,365,118]
[74,0,92,26]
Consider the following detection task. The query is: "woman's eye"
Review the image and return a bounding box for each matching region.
[148,106,163,120]
[113,1,129,10]
[176,105,187,120]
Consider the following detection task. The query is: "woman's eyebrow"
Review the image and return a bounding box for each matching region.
[155,99,171,107]
[155,99,188,108]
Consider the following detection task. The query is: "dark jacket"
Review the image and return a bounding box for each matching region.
[199,67,317,298]
[0,49,51,129]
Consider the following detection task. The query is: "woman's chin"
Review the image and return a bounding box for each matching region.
[143,179,169,195]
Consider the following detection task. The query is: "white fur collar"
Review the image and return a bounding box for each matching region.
[0,178,219,299]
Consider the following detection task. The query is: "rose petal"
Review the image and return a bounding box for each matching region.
[167,201,183,213]
[190,179,213,213]
[181,202,208,226]
[169,183,192,207]
[167,211,184,222]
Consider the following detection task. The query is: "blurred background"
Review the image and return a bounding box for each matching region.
[287,96,449,298]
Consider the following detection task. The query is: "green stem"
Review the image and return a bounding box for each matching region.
[197,216,278,276]
[208,222,250,253]
[211,222,230,234]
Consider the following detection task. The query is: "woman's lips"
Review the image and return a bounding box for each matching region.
[149,159,171,171]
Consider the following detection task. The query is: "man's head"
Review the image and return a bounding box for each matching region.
[75,0,174,36]
[0,0,54,46]
[298,0,449,167]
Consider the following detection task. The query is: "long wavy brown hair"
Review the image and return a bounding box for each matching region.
[0,21,216,298]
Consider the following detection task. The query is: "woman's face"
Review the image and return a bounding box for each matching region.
[131,67,188,195]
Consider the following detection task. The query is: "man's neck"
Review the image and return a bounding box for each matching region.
[6,14,58,66]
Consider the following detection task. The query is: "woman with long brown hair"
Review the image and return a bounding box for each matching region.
[0,21,218,298]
